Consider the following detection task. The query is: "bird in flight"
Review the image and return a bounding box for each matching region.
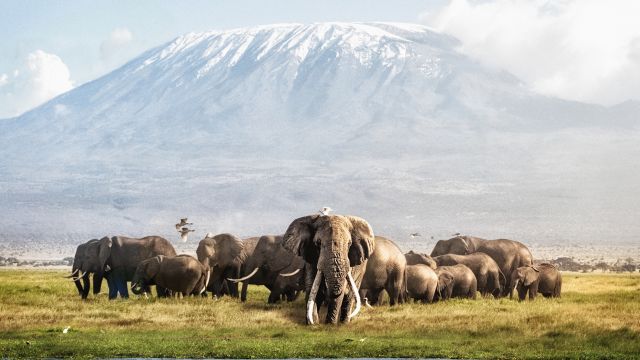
[410,232,421,238]
[175,217,193,230]
[179,227,195,242]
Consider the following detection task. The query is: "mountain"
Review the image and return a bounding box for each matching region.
[0,22,638,258]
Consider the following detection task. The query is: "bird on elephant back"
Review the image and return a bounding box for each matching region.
[430,235,533,297]
[226,235,306,303]
[68,236,177,299]
[359,236,407,306]
[196,233,259,299]
[281,214,375,325]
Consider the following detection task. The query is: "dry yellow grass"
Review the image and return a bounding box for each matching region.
[0,269,639,359]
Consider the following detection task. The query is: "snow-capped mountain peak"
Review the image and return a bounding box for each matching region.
[0,22,638,255]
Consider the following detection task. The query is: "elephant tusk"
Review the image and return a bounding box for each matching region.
[279,268,301,277]
[65,269,79,278]
[227,267,259,283]
[307,270,323,325]
[347,272,361,320]
[200,270,210,295]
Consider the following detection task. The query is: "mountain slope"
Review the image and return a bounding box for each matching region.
[0,23,638,257]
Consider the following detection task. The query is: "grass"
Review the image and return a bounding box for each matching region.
[0,270,639,359]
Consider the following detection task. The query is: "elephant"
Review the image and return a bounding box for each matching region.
[511,263,562,301]
[68,239,113,299]
[282,214,375,325]
[196,233,259,298]
[405,250,437,269]
[97,235,177,299]
[435,269,455,300]
[432,253,503,297]
[430,235,533,296]
[359,236,407,306]
[131,255,210,297]
[405,264,438,303]
[226,235,305,303]
[434,264,477,300]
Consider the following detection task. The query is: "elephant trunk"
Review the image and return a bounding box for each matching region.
[323,256,349,298]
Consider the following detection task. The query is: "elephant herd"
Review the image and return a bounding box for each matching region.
[68,213,562,325]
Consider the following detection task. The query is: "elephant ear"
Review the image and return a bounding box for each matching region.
[98,236,113,272]
[144,256,163,280]
[430,240,447,256]
[438,272,454,290]
[211,233,244,268]
[345,215,375,266]
[524,267,539,286]
[282,215,320,262]
[261,236,292,272]
[457,236,471,254]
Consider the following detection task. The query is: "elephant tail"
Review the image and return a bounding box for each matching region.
[401,266,408,304]
[555,274,562,298]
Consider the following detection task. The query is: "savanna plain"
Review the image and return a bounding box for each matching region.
[0,269,639,359]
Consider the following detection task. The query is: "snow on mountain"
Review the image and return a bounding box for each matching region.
[0,23,638,258]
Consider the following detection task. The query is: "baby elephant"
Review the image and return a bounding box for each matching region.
[434,264,477,300]
[406,264,438,303]
[511,263,561,301]
[132,255,210,297]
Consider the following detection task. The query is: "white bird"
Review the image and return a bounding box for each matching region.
[179,227,195,242]
[62,326,70,334]
[175,217,193,230]
[319,207,333,216]
[364,297,373,309]
[410,232,421,238]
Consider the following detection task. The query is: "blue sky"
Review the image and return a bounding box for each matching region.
[1,0,639,118]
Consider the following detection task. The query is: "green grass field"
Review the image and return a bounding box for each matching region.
[0,270,638,359]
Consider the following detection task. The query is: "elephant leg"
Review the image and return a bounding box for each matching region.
[115,275,129,298]
[529,282,538,300]
[156,285,168,298]
[268,289,281,304]
[240,282,248,302]
[92,273,103,295]
[367,289,382,305]
[81,273,90,299]
[106,273,118,299]
[386,277,402,306]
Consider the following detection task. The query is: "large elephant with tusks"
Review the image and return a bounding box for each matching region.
[282,214,375,325]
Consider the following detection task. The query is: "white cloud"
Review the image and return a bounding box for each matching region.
[422,0,640,105]
[0,50,74,119]
[100,27,134,60]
